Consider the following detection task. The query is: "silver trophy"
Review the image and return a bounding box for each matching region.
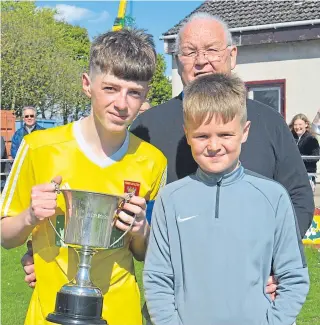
[46,189,135,325]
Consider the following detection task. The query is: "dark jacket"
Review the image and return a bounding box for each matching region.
[131,94,314,238]
[1,136,9,189]
[11,123,44,158]
[292,131,320,173]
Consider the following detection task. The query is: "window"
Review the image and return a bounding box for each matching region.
[246,80,286,117]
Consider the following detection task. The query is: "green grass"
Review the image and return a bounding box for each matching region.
[1,246,319,325]
[1,246,33,325]
[297,246,320,325]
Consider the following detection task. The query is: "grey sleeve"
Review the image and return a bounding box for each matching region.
[273,117,314,238]
[143,194,182,325]
[264,192,310,325]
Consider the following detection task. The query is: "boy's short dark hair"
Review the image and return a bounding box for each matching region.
[89,28,156,82]
[183,73,247,128]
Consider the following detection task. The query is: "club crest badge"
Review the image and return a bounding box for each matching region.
[124,180,141,196]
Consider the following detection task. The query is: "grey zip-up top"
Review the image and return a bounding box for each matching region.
[143,166,309,325]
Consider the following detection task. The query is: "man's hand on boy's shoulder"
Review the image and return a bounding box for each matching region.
[266,275,277,301]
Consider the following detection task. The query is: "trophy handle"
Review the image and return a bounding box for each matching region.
[109,192,136,248]
[109,214,137,248]
[48,180,65,244]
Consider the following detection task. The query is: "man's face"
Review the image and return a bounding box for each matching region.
[185,115,250,174]
[23,109,36,127]
[177,19,237,85]
[82,72,149,133]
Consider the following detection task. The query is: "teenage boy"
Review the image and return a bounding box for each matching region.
[1,29,167,325]
[143,73,309,325]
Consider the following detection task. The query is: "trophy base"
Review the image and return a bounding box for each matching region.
[47,292,107,325]
[47,313,107,325]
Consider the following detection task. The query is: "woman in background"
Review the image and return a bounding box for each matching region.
[289,113,320,191]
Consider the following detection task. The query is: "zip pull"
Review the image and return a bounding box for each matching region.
[215,179,222,219]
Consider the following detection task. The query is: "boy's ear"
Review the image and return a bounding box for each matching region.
[82,73,91,98]
[145,85,151,99]
[183,125,190,145]
[140,86,150,104]
[241,121,251,144]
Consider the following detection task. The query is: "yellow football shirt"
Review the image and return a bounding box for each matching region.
[1,121,167,325]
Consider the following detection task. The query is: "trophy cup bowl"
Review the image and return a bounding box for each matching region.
[46,189,134,325]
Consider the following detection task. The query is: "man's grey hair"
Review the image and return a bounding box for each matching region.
[89,28,156,82]
[175,12,233,54]
[23,106,36,116]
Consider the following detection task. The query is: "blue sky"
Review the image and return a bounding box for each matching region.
[36,1,203,74]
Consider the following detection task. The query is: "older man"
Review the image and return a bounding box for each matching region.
[132,12,314,239]
[11,106,44,158]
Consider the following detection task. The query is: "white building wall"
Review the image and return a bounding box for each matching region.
[172,56,183,97]
[234,39,320,123]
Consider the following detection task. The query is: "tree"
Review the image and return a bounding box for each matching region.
[1,1,90,121]
[147,54,172,106]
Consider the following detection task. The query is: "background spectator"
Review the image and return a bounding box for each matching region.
[290,113,320,191]
[10,106,44,158]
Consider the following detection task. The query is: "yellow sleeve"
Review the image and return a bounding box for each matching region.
[0,139,36,217]
[149,155,167,201]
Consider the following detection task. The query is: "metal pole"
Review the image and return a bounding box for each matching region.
[301,156,320,161]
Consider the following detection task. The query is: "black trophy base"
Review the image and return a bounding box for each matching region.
[47,292,107,325]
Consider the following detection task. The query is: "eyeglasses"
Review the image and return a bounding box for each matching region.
[178,45,230,63]
[24,115,35,118]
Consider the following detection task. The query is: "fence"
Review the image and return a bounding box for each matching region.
[301,156,320,161]
[0,158,14,177]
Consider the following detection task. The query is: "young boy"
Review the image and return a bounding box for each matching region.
[1,29,167,325]
[143,73,309,325]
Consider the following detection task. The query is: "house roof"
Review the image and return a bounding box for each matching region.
[163,0,320,36]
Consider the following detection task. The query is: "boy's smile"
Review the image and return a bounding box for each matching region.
[185,115,250,174]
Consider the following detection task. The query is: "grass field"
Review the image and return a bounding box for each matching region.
[1,245,319,325]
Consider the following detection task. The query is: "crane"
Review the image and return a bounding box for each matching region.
[112,0,135,31]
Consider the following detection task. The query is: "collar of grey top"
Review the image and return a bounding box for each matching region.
[195,163,244,186]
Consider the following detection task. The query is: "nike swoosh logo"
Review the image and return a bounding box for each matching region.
[177,215,198,222]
